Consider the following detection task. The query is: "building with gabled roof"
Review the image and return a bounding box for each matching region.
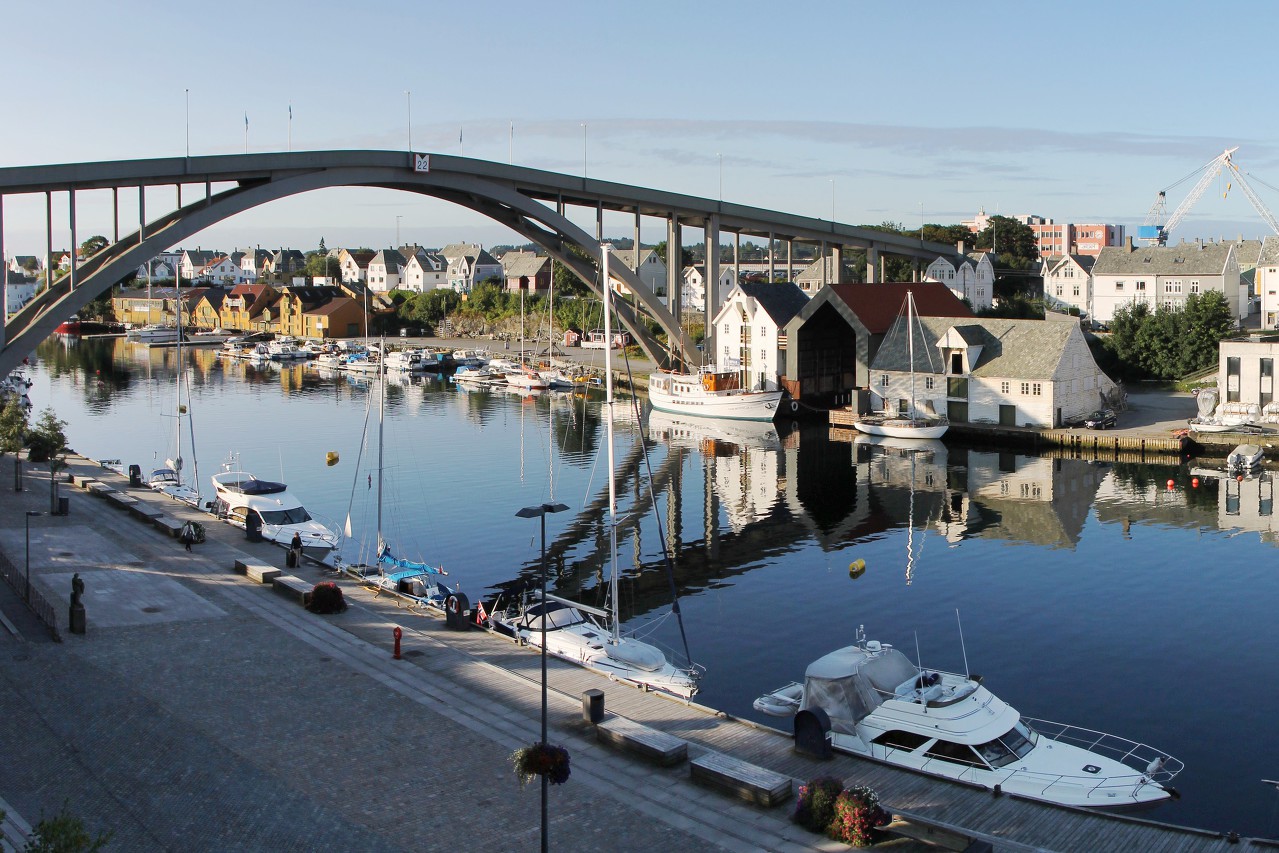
[795,257,856,294]
[500,251,550,293]
[219,284,278,331]
[1091,239,1241,324]
[1040,254,1096,318]
[367,249,406,292]
[781,282,973,406]
[443,244,501,293]
[400,248,447,292]
[712,282,809,391]
[925,247,995,310]
[869,314,1118,427]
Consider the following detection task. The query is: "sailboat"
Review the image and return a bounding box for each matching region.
[853,290,948,440]
[486,246,702,699]
[148,278,202,507]
[338,343,454,610]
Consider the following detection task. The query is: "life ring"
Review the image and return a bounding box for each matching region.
[447,595,460,614]
[789,400,799,414]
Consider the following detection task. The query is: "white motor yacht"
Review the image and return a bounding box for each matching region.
[755,627,1182,809]
[648,369,782,422]
[210,463,340,559]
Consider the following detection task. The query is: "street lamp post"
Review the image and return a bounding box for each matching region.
[25,510,41,603]
[515,501,569,853]
[581,122,587,179]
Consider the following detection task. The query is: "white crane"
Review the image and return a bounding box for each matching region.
[1139,147,1279,245]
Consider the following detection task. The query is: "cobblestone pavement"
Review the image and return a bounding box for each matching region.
[0,457,854,853]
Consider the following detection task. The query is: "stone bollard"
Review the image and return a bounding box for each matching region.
[582,688,605,724]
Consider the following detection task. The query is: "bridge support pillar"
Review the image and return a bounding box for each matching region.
[767,232,775,283]
[666,215,682,353]
[0,195,5,348]
[705,215,720,366]
[69,190,77,291]
[866,246,881,283]
[831,245,842,283]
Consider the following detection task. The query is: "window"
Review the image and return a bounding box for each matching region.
[1072,285,1080,297]
[1115,282,1124,292]
[1020,382,1030,395]
[1136,281,1146,291]
[974,722,1038,768]
[723,323,729,335]
[1190,280,1200,293]
[1032,383,1042,396]
[1165,281,1182,294]
[1000,381,1010,394]
[1228,356,1241,402]
[880,374,889,387]
[872,730,930,752]
[925,376,935,390]
[924,740,986,768]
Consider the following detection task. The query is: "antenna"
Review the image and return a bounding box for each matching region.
[956,608,970,678]
[914,631,922,672]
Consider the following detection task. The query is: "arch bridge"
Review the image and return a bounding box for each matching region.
[0,150,955,377]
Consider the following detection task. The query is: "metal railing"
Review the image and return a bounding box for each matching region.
[0,549,62,641]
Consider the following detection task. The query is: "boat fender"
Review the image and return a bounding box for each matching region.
[794,708,832,760]
[848,558,866,579]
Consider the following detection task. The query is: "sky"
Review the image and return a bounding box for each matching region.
[6,0,1279,257]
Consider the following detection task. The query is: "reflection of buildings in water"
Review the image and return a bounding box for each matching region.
[1120,468,1279,547]
[647,410,782,533]
[963,452,1106,549]
[1092,467,1216,536]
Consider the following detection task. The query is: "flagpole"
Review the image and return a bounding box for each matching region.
[244,113,248,154]
[288,104,292,152]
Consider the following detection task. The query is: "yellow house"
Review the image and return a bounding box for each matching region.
[112,287,206,327]
[218,284,278,332]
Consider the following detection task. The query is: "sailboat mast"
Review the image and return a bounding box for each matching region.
[174,274,183,487]
[602,245,620,645]
[376,336,385,552]
[907,291,917,420]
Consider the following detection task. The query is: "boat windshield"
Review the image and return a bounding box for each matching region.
[974,720,1039,768]
[260,507,312,525]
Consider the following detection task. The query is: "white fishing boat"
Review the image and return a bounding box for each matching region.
[647,369,783,422]
[452,349,489,368]
[754,626,1182,809]
[854,291,949,440]
[126,324,182,343]
[488,246,702,699]
[267,338,307,360]
[210,459,341,559]
[505,365,550,390]
[383,348,429,373]
[1228,443,1264,471]
[451,364,506,386]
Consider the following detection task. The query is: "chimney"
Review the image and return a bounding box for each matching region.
[1126,236,1134,252]
[957,240,966,255]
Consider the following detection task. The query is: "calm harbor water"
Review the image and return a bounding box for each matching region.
[25,335,1279,837]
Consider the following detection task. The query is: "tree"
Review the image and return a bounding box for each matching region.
[552,245,595,298]
[78,235,108,259]
[652,241,693,270]
[973,216,1038,269]
[919,224,974,247]
[302,253,340,281]
[0,396,28,492]
[27,407,68,514]
[23,800,111,853]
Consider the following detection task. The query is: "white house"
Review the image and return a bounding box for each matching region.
[400,248,448,292]
[1040,254,1095,318]
[1252,237,1279,328]
[193,255,242,285]
[682,264,735,313]
[925,250,995,310]
[5,278,36,316]
[180,250,216,280]
[366,249,406,292]
[337,249,374,285]
[610,248,668,297]
[1090,239,1241,324]
[710,281,809,391]
[794,257,854,295]
[441,243,502,293]
[868,315,1119,428]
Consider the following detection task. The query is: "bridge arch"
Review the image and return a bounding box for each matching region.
[0,151,958,376]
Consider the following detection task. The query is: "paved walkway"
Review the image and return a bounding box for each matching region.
[0,454,889,852]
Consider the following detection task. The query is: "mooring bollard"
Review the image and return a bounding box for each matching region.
[393,626,402,660]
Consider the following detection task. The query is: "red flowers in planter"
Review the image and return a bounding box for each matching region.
[511,743,571,786]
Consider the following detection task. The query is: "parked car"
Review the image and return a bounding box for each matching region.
[1084,409,1117,429]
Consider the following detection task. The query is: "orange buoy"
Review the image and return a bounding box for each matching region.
[1167,479,1175,489]
[1192,477,1199,488]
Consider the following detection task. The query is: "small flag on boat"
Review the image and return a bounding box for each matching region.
[475,600,488,625]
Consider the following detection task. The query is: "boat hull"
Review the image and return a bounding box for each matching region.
[649,385,782,421]
[853,419,949,440]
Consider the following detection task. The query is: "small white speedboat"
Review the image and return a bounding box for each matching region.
[755,627,1182,809]
[1228,443,1264,471]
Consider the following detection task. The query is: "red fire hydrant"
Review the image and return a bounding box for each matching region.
[393,626,402,660]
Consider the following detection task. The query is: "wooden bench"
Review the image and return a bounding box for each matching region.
[597,717,688,766]
[129,504,164,522]
[104,491,139,510]
[689,751,792,808]
[152,516,186,538]
[245,564,281,584]
[272,574,312,605]
[71,475,99,489]
[87,482,115,497]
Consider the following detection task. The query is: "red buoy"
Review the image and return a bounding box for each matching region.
[1192,477,1200,488]
[1167,479,1175,489]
